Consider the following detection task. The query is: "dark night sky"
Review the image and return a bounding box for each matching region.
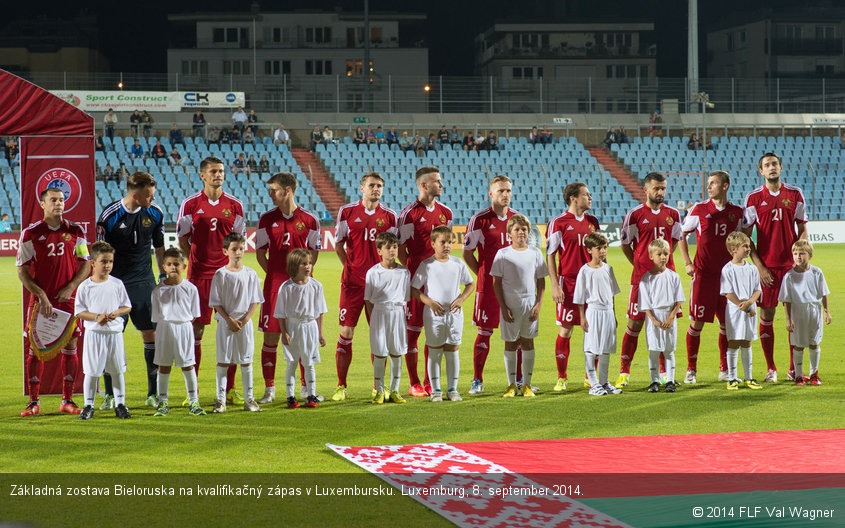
[1,0,832,77]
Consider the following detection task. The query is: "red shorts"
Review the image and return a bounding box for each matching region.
[405,297,424,333]
[759,266,790,308]
[25,296,82,339]
[338,282,366,327]
[626,283,644,320]
[473,290,501,329]
[259,278,284,333]
[189,277,214,325]
[555,276,582,326]
[689,273,726,324]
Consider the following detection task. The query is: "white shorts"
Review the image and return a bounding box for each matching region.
[725,304,758,341]
[370,305,407,357]
[789,302,823,348]
[283,319,321,367]
[583,306,616,355]
[154,321,196,368]
[216,318,255,365]
[83,331,127,376]
[500,295,539,342]
[644,307,677,354]
[423,307,463,348]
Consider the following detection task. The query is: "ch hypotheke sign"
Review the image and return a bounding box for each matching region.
[50,90,245,112]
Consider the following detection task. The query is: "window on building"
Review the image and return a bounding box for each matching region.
[541,34,550,49]
[623,33,632,47]
[306,60,332,75]
[223,60,250,75]
[627,65,636,78]
[213,28,224,43]
[606,65,613,78]
[727,33,734,51]
[784,25,802,40]
[345,59,373,76]
[616,65,625,78]
[537,67,544,78]
[816,64,834,75]
[512,33,539,49]
[181,60,209,76]
[306,28,314,43]
[306,93,333,111]
[513,67,522,80]
[816,26,835,39]
[273,28,281,42]
[227,28,238,42]
[738,30,747,48]
[639,65,648,78]
[371,27,382,42]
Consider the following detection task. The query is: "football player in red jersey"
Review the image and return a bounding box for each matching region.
[546,182,601,391]
[677,171,744,383]
[255,172,321,403]
[398,167,453,396]
[742,152,808,382]
[463,175,519,394]
[177,156,246,401]
[331,173,398,401]
[18,187,92,416]
[615,173,682,388]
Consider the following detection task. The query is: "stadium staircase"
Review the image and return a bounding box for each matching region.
[291,148,347,220]
[588,147,645,203]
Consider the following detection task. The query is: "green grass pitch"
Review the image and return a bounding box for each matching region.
[0,247,842,526]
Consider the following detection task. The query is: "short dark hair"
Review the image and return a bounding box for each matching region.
[163,246,186,262]
[286,248,312,278]
[563,182,587,206]
[222,232,245,249]
[757,152,782,170]
[127,172,156,192]
[375,231,399,249]
[267,172,297,192]
[583,232,609,250]
[200,156,224,172]
[643,172,666,187]
[361,172,384,186]
[415,166,440,184]
[90,241,115,260]
[39,187,63,201]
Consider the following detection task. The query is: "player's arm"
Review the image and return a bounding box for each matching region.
[822,295,831,324]
[577,303,588,332]
[742,225,772,287]
[364,300,374,319]
[783,301,794,332]
[530,277,545,321]
[256,248,268,273]
[76,310,111,326]
[17,264,53,315]
[56,259,92,303]
[154,246,166,278]
[316,314,326,346]
[178,235,191,261]
[450,280,475,313]
[677,233,695,277]
[398,243,409,266]
[546,252,564,303]
[796,221,807,241]
[621,243,635,265]
[412,286,445,316]
[310,250,319,266]
[463,248,479,276]
[492,276,512,322]
[335,239,347,267]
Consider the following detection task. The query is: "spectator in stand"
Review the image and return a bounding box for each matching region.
[95,163,104,181]
[474,131,486,149]
[386,126,399,145]
[274,124,290,146]
[0,213,11,233]
[353,126,365,147]
[412,133,425,155]
[258,155,270,173]
[129,139,146,159]
[247,154,258,173]
[529,126,540,145]
[4,137,18,161]
[603,127,617,147]
[425,133,437,152]
[232,153,246,174]
[129,110,142,136]
[617,126,630,144]
[242,128,255,145]
[219,128,231,145]
[103,109,118,140]
[247,109,259,135]
[688,134,701,151]
[12,151,20,168]
[539,125,554,144]
[365,125,377,144]
[463,131,476,151]
[649,110,662,137]
[230,128,242,145]
[232,106,248,134]
[310,125,324,151]
[840,133,845,149]
[95,134,105,152]
[375,126,386,144]
[168,147,183,166]
[705,137,715,150]
[141,110,154,138]
[103,163,116,181]
[116,162,130,180]
[437,125,450,146]
[323,125,336,144]
[207,126,220,145]
[192,111,207,138]
[170,124,185,147]
[151,139,167,160]
[399,131,412,151]
[449,125,461,146]
[484,131,499,151]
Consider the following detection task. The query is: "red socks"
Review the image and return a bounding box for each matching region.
[759,318,776,371]
[405,330,421,386]
[472,330,492,381]
[335,336,353,387]
[61,350,78,400]
[686,326,701,371]
[554,336,570,379]
[26,354,42,401]
[226,365,236,393]
[194,343,202,373]
[619,329,640,374]
[718,327,728,371]
[261,344,277,387]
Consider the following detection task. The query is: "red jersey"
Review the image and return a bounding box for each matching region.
[256,206,322,283]
[742,184,808,269]
[335,201,398,287]
[621,204,682,285]
[177,191,246,280]
[463,207,518,292]
[546,211,601,279]
[681,200,744,276]
[16,220,90,300]
[398,199,453,276]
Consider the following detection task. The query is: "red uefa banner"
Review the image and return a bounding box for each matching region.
[20,135,96,396]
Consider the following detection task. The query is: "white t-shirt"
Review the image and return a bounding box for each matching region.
[572,262,621,308]
[638,269,685,311]
[74,276,131,333]
[274,278,328,320]
[151,281,201,324]
[365,264,411,305]
[208,266,264,321]
[489,246,548,300]
[411,256,473,306]
[778,265,830,305]
[720,261,761,300]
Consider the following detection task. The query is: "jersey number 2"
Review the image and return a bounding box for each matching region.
[47,243,66,257]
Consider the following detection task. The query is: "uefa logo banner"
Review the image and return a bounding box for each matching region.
[35,168,83,213]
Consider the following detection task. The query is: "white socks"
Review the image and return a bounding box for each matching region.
[793,347,804,378]
[183,368,198,404]
[389,355,402,392]
[521,349,535,388]
[216,365,228,402]
[373,356,387,392]
[285,361,298,399]
[157,371,170,403]
[444,350,459,391]
[808,347,820,376]
[111,373,126,405]
[727,348,739,380]
[241,364,254,401]
[305,365,317,397]
[740,347,752,380]
[84,374,98,407]
[598,354,610,386]
[504,349,518,385]
[648,350,661,383]
[427,347,443,392]
[664,351,676,383]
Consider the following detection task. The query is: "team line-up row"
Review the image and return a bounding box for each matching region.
[16,153,829,419]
